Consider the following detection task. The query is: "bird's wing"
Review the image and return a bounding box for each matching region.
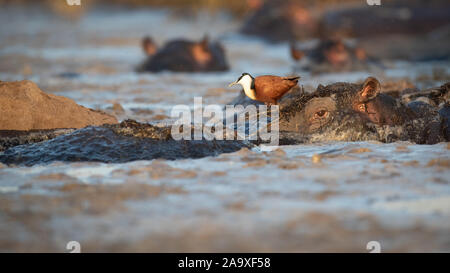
[255,76,298,100]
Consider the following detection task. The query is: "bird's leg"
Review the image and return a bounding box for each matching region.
[264,101,278,120]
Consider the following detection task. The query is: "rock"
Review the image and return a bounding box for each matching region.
[0,80,118,130]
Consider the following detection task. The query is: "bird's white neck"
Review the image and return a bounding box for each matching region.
[243,85,256,100]
[239,76,256,100]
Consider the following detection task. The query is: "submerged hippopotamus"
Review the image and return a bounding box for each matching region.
[137,36,229,72]
[291,38,373,73]
[277,77,449,144]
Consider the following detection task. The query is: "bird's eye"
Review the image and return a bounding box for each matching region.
[314,109,328,118]
[358,104,366,111]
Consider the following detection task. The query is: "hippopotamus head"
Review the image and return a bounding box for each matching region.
[309,38,368,67]
[278,77,448,144]
[190,36,229,71]
[137,36,229,72]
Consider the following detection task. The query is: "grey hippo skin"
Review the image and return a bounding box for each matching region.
[278,78,449,144]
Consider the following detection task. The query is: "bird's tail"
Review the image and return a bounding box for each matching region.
[286,76,300,82]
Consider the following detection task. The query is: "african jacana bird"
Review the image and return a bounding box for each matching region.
[229,73,300,105]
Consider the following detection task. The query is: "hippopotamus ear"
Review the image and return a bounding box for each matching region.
[359,77,381,102]
[200,35,210,50]
[141,36,157,57]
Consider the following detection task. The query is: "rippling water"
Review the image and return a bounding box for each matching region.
[0,4,449,252]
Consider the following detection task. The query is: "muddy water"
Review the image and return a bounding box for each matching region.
[0,5,449,252]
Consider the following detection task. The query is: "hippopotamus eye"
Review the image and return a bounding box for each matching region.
[314,109,328,118]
